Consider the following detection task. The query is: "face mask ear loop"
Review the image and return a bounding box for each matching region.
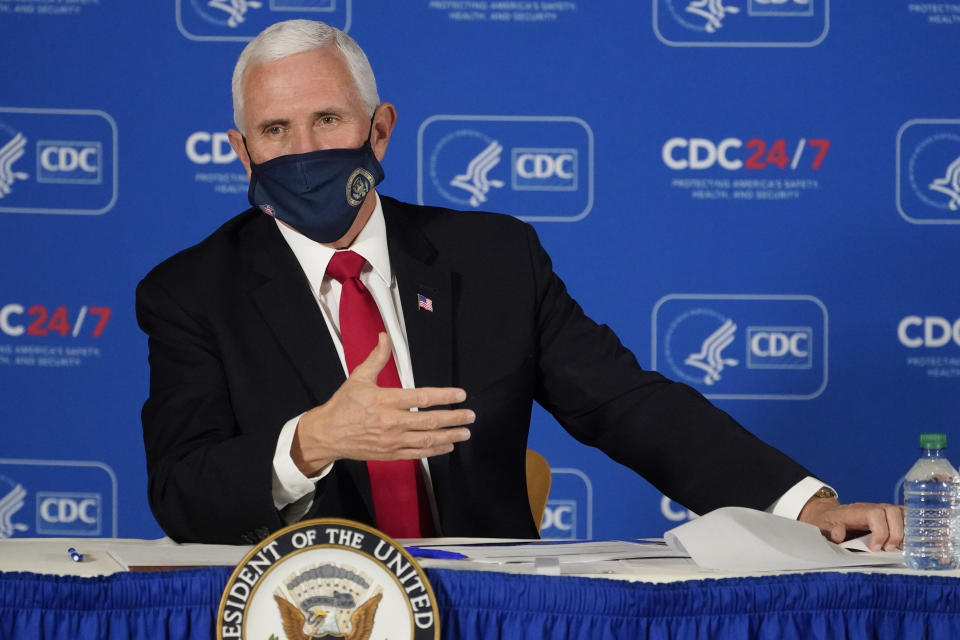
[364,108,379,147]
[241,134,257,169]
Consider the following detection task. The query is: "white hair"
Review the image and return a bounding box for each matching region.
[231,20,380,132]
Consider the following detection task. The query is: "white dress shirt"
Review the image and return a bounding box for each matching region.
[268,192,830,525]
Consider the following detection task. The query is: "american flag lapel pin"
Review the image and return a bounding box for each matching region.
[417,293,434,312]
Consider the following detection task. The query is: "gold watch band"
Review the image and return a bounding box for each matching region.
[813,487,838,499]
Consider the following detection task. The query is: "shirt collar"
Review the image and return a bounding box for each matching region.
[274,192,392,292]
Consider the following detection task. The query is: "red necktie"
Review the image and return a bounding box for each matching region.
[326,250,433,538]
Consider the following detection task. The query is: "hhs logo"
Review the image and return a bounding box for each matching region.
[540,468,593,540]
[0,108,117,215]
[176,0,351,41]
[652,294,827,399]
[897,119,960,225]
[653,0,829,47]
[0,459,117,538]
[418,115,594,222]
[0,474,28,538]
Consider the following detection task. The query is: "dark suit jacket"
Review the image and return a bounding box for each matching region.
[136,195,811,544]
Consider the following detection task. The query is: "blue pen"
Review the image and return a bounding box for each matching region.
[67,547,83,562]
[405,546,467,560]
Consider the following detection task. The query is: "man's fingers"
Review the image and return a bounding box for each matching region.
[347,338,470,411]
[861,505,892,551]
[393,444,459,459]
[884,505,905,551]
[804,501,905,551]
[831,503,895,551]
[829,524,846,544]
[375,385,468,410]
[368,427,472,461]
[391,408,476,430]
[350,332,393,383]
[398,426,472,451]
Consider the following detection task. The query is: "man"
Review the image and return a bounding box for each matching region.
[137,19,902,548]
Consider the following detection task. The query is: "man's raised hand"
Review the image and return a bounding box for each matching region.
[290,332,474,476]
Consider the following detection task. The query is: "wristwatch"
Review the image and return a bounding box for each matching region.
[813,486,838,499]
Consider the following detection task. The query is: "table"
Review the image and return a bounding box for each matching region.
[3,538,960,639]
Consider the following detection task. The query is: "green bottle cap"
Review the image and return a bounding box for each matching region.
[919,433,948,449]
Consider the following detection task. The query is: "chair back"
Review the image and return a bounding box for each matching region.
[525,449,552,533]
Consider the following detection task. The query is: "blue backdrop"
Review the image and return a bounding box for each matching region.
[1,0,958,541]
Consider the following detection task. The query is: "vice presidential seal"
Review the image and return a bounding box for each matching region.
[346,168,375,207]
[217,519,439,640]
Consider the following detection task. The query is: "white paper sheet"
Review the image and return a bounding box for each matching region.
[106,538,252,569]
[664,507,905,571]
[411,556,644,575]
[419,540,686,564]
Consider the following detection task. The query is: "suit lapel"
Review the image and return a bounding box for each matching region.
[240,215,346,406]
[240,215,378,524]
[383,198,457,534]
[383,198,454,392]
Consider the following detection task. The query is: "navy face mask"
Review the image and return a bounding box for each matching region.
[244,129,385,244]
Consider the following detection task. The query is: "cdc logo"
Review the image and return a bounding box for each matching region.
[661,496,697,523]
[418,115,594,222]
[176,0,351,41]
[0,107,117,215]
[186,131,238,165]
[662,137,830,171]
[539,468,593,540]
[37,141,101,183]
[746,327,812,368]
[36,493,101,536]
[0,458,117,538]
[512,149,578,190]
[653,0,829,47]
[652,294,827,399]
[897,119,960,225]
[541,501,576,534]
[898,316,960,348]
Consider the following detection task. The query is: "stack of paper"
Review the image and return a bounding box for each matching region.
[664,507,904,571]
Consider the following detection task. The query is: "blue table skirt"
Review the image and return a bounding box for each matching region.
[2,568,959,639]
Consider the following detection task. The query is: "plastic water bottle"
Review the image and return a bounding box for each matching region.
[903,433,960,570]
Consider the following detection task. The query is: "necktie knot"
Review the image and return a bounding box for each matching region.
[326,250,366,284]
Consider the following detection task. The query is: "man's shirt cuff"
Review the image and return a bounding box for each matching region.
[271,413,333,511]
[768,476,837,520]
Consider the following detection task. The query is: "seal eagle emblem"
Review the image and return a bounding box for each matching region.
[217,518,439,640]
[346,168,375,207]
[272,563,382,640]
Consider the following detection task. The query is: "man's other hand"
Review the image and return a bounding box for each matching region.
[798,497,905,552]
[290,332,474,476]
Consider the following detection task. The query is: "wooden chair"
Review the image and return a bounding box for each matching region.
[525,449,552,533]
